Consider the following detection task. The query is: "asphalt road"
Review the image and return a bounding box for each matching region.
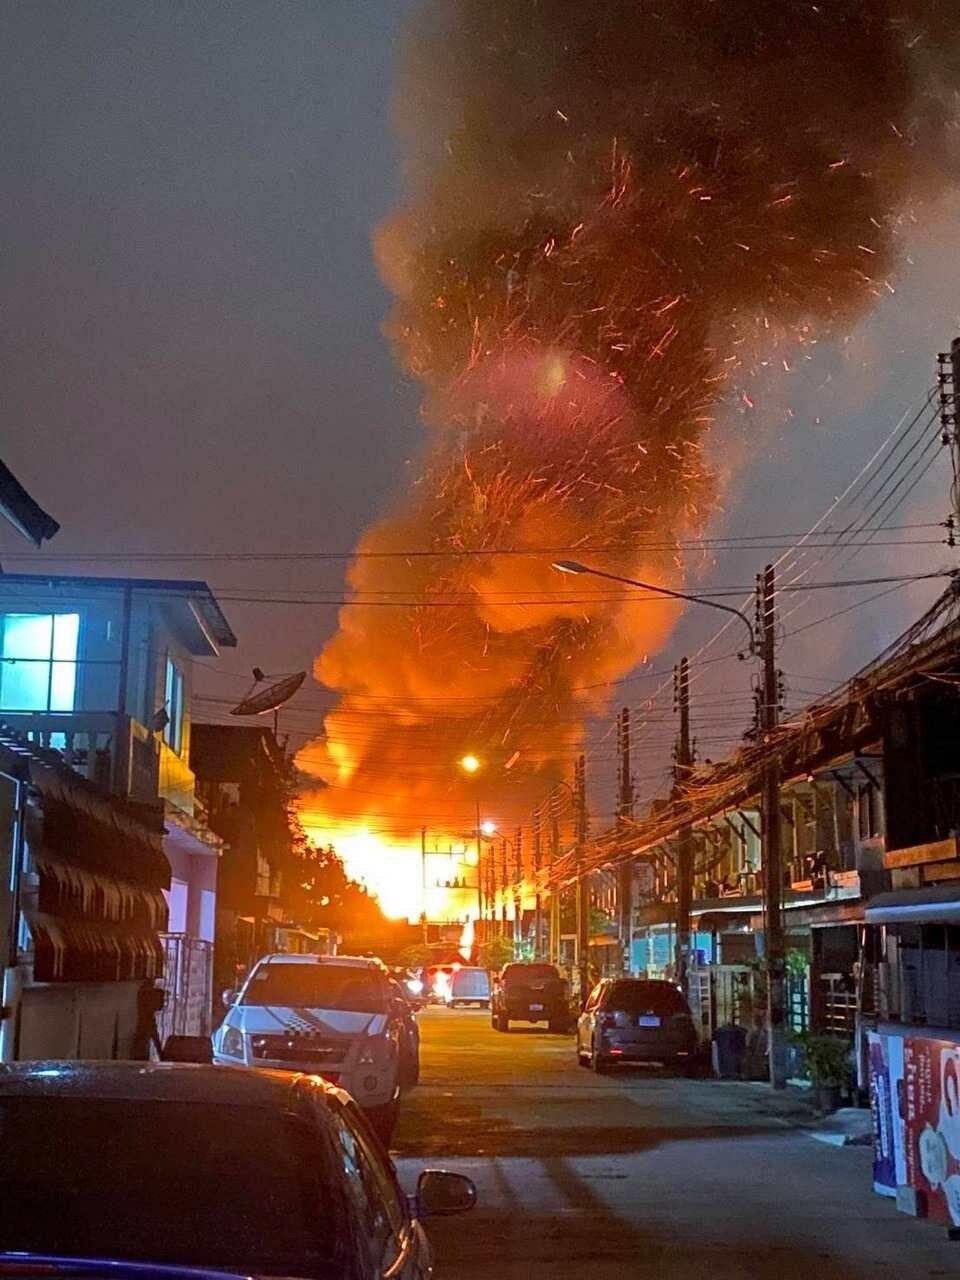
[393,1006,957,1279]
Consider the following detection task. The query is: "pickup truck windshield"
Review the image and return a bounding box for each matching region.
[242,963,386,1012]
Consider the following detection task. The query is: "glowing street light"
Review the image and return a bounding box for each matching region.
[460,754,481,774]
[480,820,498,837]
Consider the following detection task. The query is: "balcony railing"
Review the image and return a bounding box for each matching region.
[1,711,160,802]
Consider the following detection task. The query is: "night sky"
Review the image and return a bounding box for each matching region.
[2,2,959,831]
[0,1,419,732]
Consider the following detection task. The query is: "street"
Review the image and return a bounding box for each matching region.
[394,1008,957,1279]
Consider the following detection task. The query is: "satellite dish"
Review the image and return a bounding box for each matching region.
[230,669,307,717]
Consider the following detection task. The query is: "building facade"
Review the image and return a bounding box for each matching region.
[0,574,236,1056]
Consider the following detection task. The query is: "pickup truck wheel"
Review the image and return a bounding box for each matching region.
[494,1012,509,1033]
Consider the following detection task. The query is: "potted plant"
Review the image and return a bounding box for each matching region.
[801,1034,852,1112]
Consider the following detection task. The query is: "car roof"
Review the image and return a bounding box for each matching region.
[606,977,678,986]
[0,1061,340,1109]
[253,953,384,969]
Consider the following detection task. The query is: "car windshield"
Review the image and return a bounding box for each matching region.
[604,981,689,1015]
[242,963,386,1012]
[502,964,558,983]
[0,1098,339,1277]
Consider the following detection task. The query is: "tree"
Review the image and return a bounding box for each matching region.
[287,839,386,936]
[477,935,514,972]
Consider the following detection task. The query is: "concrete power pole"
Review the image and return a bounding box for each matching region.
[549,791,561,964]
[674,657,694,983]
[758,563,787,1089]
[513,827,523,958]
[616,707,635,975]
[937,337,960,538]
[532,806,543,959]
[574,754,590,1002]
[499,839,509,939]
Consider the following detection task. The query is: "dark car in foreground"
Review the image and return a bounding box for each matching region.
[577,978,699,1073]
[0,1061,475,1280]
[491,962,570,1033]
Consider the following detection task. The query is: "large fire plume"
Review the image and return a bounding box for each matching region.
[299,1,959,904]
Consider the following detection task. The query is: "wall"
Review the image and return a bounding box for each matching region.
[163,836,217,942]
[17,980,140,1059]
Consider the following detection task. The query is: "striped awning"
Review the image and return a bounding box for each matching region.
[28,913,165,983]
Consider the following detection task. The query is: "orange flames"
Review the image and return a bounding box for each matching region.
[299,1,959,909]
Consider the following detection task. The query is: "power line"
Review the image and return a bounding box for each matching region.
[0,521,943,564]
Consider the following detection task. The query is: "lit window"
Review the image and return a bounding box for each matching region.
[0,613,79,712]
[164,657,184,754]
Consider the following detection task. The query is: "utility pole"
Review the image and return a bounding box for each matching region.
[549,790,561,964]
[574,754,590,1002]
[475,797,483,943]
[513,827,523,958]
[420,826,429,945]
[674,658,694,984]
[532,805,543,959]
[937,337,960,538]
[616,707,635,976]
[500,838,509,939]
[758,563,787,1089]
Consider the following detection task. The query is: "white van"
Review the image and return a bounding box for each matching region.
[213,954,405,1141]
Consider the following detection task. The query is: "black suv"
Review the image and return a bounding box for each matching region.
[491,962,570,1033]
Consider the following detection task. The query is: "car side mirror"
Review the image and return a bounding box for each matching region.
[416,1170,477,1218]
[222,988,238,1009]
[161,1035,213,1064]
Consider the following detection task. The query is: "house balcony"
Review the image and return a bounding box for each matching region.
[0,711,160,804]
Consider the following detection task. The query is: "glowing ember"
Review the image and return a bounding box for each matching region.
[299,1,960,891]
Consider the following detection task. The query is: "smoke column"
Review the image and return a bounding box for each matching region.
[299,1,958,846]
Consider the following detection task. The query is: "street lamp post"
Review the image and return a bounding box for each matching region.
[459,755,485,944]
[552,561,787,1079]
[551,561,756,654]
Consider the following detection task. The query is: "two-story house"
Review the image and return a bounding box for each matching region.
[0,573,236,1057]
[190,723,294,996]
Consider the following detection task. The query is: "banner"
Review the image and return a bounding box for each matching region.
[903,1035,960,1224]
[868,1032,896,1196]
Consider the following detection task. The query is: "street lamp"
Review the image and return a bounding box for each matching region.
[459,754,484,931]
[551,560,756,655]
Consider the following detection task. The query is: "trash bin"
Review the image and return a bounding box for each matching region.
[712,1022,747,1079]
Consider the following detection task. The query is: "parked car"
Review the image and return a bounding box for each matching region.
[0,1061,475,1279]
[443,966,491,1008]
[387,975,421,1088]
[491,962,570,1033]
[213,953,414,1141]
[577,977,699,1073]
